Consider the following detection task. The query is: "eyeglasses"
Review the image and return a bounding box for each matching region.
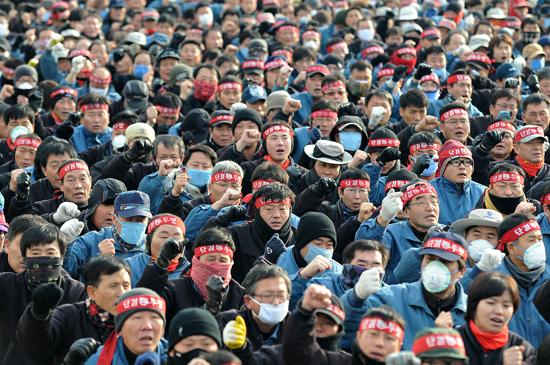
[213,182,241,190]
[324,90,346,96]
[527,110,549,118]
[408,199,440,208]
[441,119,470,126]
[316,318,337,331]
[344,188,369,196]
[252,293,289,303]
[496,103,518,111]
[449,159,473,167]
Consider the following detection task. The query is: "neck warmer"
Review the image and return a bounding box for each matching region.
[352,340,385,365]
[341,263,368,291]
[390,55,416,76]
[305,166,321,186]
[86,299,115,341]
[422,283,457,317]
[190,256,233,299]
[484,191,525,216]
[24,256,63,291]
[265,155,290,170]
[521,32,541,44]
[316,328,344,352]
[254,205,292,244]
[517,156,543,178]
[469,319,509,353]
[504,255,544,288]
[193,79,217,102]
[122,341,138,365]
[339,199,358,220]
[410,223,428,241]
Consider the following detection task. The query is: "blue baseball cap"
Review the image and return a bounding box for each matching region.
[242,85,268,104]
[146,33,169,47]
[109,0,124,8]
[495,62,522,80]
[420,231,468,261]
[539,35,550,47]
[114,191,152,218]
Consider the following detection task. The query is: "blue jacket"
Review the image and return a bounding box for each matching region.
[341,280,468,350]
[293,127,312,162]
[75,83,121,102]
[124,253,188,288]
[427,95,483,119]
[537,212,550,263]
[355,218,421,284]
[39,50,67,84]
[64,226,146,278]
[430,177,487,226]
[271,85,314,125]
[492,261,550,349]
[84,336,168,365]
[137,171,205,215]
[69,125,113,153]
[277,248,342,310]
[361,163,386,206]
[309,271,346,298]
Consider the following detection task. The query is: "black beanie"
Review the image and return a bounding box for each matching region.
[384,168,417,193]
[199,350,243,365]
[366,129,399,153]
[115,288,166,332]
[232,108,263,135]
[446,2,462,13]
[168,308,222,350]
[294,212,337,251]
[50,85,78,109]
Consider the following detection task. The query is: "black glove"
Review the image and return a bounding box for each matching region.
[261,233,287,265]
[338,102,351,116]
[63,338,100,365]
[169,32,186,50]
[113,48,125,64]
[504,77,520,89]
[182,131,194,146]
[205,275,226,315]
[157,123,170,135]
[392,65,409,82]
[413,63,432,80]
[242,78,254,90]
[385,9,395,19]
[217,205,249,226]
[481,130,504,151]
[311,177,337,198]
[156,238,184,270]
[56,122,74,141]
[28,90,43,112]
[124,139,152,162]
[16,171,31,201]
[528,74,541,93]
[32,282,64,318]
[151,78,165,95]
[410,153,432,176]
[370,53,390,66]
[65,111,82,127]
[375,147,401,166]
[286,165,302,190]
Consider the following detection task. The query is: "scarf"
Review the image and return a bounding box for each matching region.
[52,112,64,125]
[517,156,543,178]
[316,329,345,352]
[339,199,358,221]
[483,190,525,217]
[389,54,416,76]
[254,205,292,245]
[86,299,115,342]
[6,137,14,151]
[341,263,368,291]
[265,155,291,170]
[151,256,179,272]
[469,319,509,353]
[504,256,544,288]
[190,256,233,299]
[97,331,119,365]
[352,340,385,365]
[422,284,457,317]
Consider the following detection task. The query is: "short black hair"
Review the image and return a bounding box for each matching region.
[192,227,236,253]
[292,46,315,63]
[239,30,261,44]
[7,214,47,243]
[78,93,110,109]
[20,223,66,258]
[491,89,521,107]
[326,37,346,51]
[251,161,289,185]
[193,64,221,80]
[350,60,372,73]
[342,239,389,267]
[522,93,550,112]
[4,104,35,126]
[203,49,222,63]
[111,111,140,126]
[338,168,370,187]
[251,182,295,206]
[153,135,185,159]
[424,45,446,59]
[407,131,443,151]
[182,145,218,167]
[311,99,339,114]
[439,101,468,120]
[497,213,536,253]
[37,137,78,171]
[364,88,393,108]
[465,272,520,322]
[521,16,539,31]
[216,54,239,68]
[152,91,182,110]
[363,304,406,329]
[158,14,174,26]
[322,74,346,88]
[82,255,131,288]
[473,20,494,35]
[58,158,89,183]
[537,67,550,82]
[488,162,526,181]
[400,89,429,110]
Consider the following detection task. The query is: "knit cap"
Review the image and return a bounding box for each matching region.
[167,308,222,350]
[114,288,166,332]
[436,140,472,175]
[294,212,337,251]
[384,168,417,192]
[14,65,38,84]
[366,128,399,153]
[169,64,193,87]
[232,108,263,134]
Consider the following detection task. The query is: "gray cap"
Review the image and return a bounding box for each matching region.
[169,64,193,87]
[14,65,38,84]
[122,80,149,112]
[266,90,291,115]
[304,140,353,165]
[125,32,147,46]
[248,39,268,53]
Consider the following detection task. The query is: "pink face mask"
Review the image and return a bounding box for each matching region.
[193,79,218,101]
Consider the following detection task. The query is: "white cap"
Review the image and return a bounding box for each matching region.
[486,7,506,19]
[375,6,392,17]
[126,32,147,46]
[469,34,491,51]
[398,6,419,21]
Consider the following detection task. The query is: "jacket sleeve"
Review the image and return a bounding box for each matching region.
[63,237,93,278]
[534,279,550,323]
[183,205,221,243]
[393,248,422,284]
[292,186,330,217]
[361,163,383,196]
[218,144,251,164]
[158,193,186,217]
[100,153,137,188]
[77,145,104,169]
[355,217,387,241]
[39,50,65,84]
[334,217,362,263]
[341,288,369,348]
[470,146,492,186]
[135,263,180,324]
[138,172,167,215]
[6,196,32,223]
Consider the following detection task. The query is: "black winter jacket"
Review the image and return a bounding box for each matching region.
[101,153,156,191]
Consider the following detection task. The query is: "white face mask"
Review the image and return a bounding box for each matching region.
[304,40,319,50]
[0,23,9,37]
[422,261,459,293]
[513,241,546,270]
[198,13,213,26]
[250,297,289,326]
[112,135,126,150]
[89,86,108,96]
[358,29,374,41]
[17,82,34,90]
[468,239,494,263]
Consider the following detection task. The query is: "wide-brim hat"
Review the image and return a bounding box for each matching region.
[304,140,353,165]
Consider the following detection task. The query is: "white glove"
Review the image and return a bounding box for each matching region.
[455,45,470,57]
[53,202,81,224]
[354,267,383,299]
[464,13,475,31]
[60,218,84,245]
[476,248,505,272]
[386,352,421,365]
[380,189,404,222]
[46,33,63,50]
[513,56,526,72]
[52,43,67,61]
[369,106,387,128]
[71,55,86,74]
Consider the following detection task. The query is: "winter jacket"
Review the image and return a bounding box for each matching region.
[158,193,213,221]
[293,186,354,230]
[77,140,113,169]
[0,269,86,365]
[64,226,146,278]
[360,163,388,207]
[341,280,467,350]
[101,153,156,191]
[240,157,308,196]
[29,177,57,202]
[271,85,314,125]
[427,94,484,119]
[84,336,168,365]
[135,263,245,330]
[7,194,64,223]
[39,49,67,84]
[0,138,14,165]
[430,177,487,226]
[537,212,550,263]
[309,271,347,299]
[218,142,263,164]
[69,125,113,153]
[0,250,15,273]
[124,253,188,288]
[75,83,121,102]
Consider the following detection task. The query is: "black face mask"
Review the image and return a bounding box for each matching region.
[404,36,420,47]
[488,192,525,215]
[1,75,12,86]
[24,256,63,291]
[14,85,36,99]
[172,84,181,96]
[168,348,206,365]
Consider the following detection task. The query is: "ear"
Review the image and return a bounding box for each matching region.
[244,294,253,310]
[513,143,519,155]
[399,107,405,118]
[408,155,414,165]
[489,104,494,116]
[338,187,344,199]
[544,204,550,219]
[4,239,8,249]
[87,285,96,300]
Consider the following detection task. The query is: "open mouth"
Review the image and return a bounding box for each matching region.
[74,192,85,199]
[490,318,503,326]
[139,335,154,345]
[369,351,384,360]
[456,173,468,179]
[276,149,285,154]
[425,213,437,220]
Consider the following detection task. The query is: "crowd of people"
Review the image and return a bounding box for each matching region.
[4,0,550,363]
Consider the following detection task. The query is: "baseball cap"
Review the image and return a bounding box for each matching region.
[450,209,503,235]
[122,80,149,112]
[402,23,423,35]
[437,19,456,30]
[468,34,490,52]
[157,49,182,62]
[412,328,469,361]
[210,110,234,127]
[125,32,147,46]
[313,294,346,326]
[306,64,329,77]
[61,29,80,39]
[109,0,125,8]
[114,191,152,218]
[523,43,546,60]
[486,7,506,19]
[515,125,549,144]
[248,39,268,53]
[146,32,169,48]
[420,231,468,261]
[421,27,441,40]
[242,85,268,104]
[125,123,156,145]
[141,10,159,21]
[398,5,418,20]
[539,35,550,47]
[242,59,265,75]
[264,56,288,71]
[375,6,392,17]
[0,37,9,53]
[495,62,522,80]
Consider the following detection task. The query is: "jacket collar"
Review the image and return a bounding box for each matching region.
[406,280,467,315]
[439,176,471,193]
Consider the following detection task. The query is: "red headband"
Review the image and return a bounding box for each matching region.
[503,19,521,28]
[420,74,439,84]
[515,126,544,144]
[324,304,345,321]
[488,121,516,133]
[542,193,550,205]
[327,42,348,54]
[242,60,265,69]
[210,114,234,125]
[302,30,321,40]
[438,19,456,29]
[51,10,70,19]
[447,74,471,85]
[264,59,288,70]
[394,47,416,57]
[321,81,345,93]
[424,237,468,261]
[89,74,112,85]
[307,65,329,75]
[69,49,93,60]
[59,161,90,180]
[439,146,471,160]
[117,295,166,315]
[334,1,347,6]
[410,142,440,154]
[385,179,410,191]
[363,46,384,57]
[278,25,299,34]
[252,180,274,190]
[412,334,465,356]
[81,103,109,112]
[113,121,131,130]
[52,1,69,8]
[272,49,292,59]
[490,172,524,186]
[211,172,242,185]
[2,66,14,76]
[147,215,185,234]
[498,221,540,249]
[218,82,242,92]
[440,108,469,122]
[254,196,291,210]
[401,184,438,205]
[340,179,370,189]
[359,317,405,342]
[14,138,40,149]
[368,138,400,148]
[421,28,441,39]
[50,88,78,99]
[194,244,234,258]
[377,68,394,79]
[257,14,274,22]
[189,28,203,34]
[467,53,492,64]
[263,125,293,139]
[311,110,338,119]
[156,105,180,114]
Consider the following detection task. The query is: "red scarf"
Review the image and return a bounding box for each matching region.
[52,112,64,125]
[151,256,179,272]
[97,331,118,365]
[469,320,509,353]
[190,256,233,299]
[265,155,291,170]
[517,156,543,177]
[6,137,13,151]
